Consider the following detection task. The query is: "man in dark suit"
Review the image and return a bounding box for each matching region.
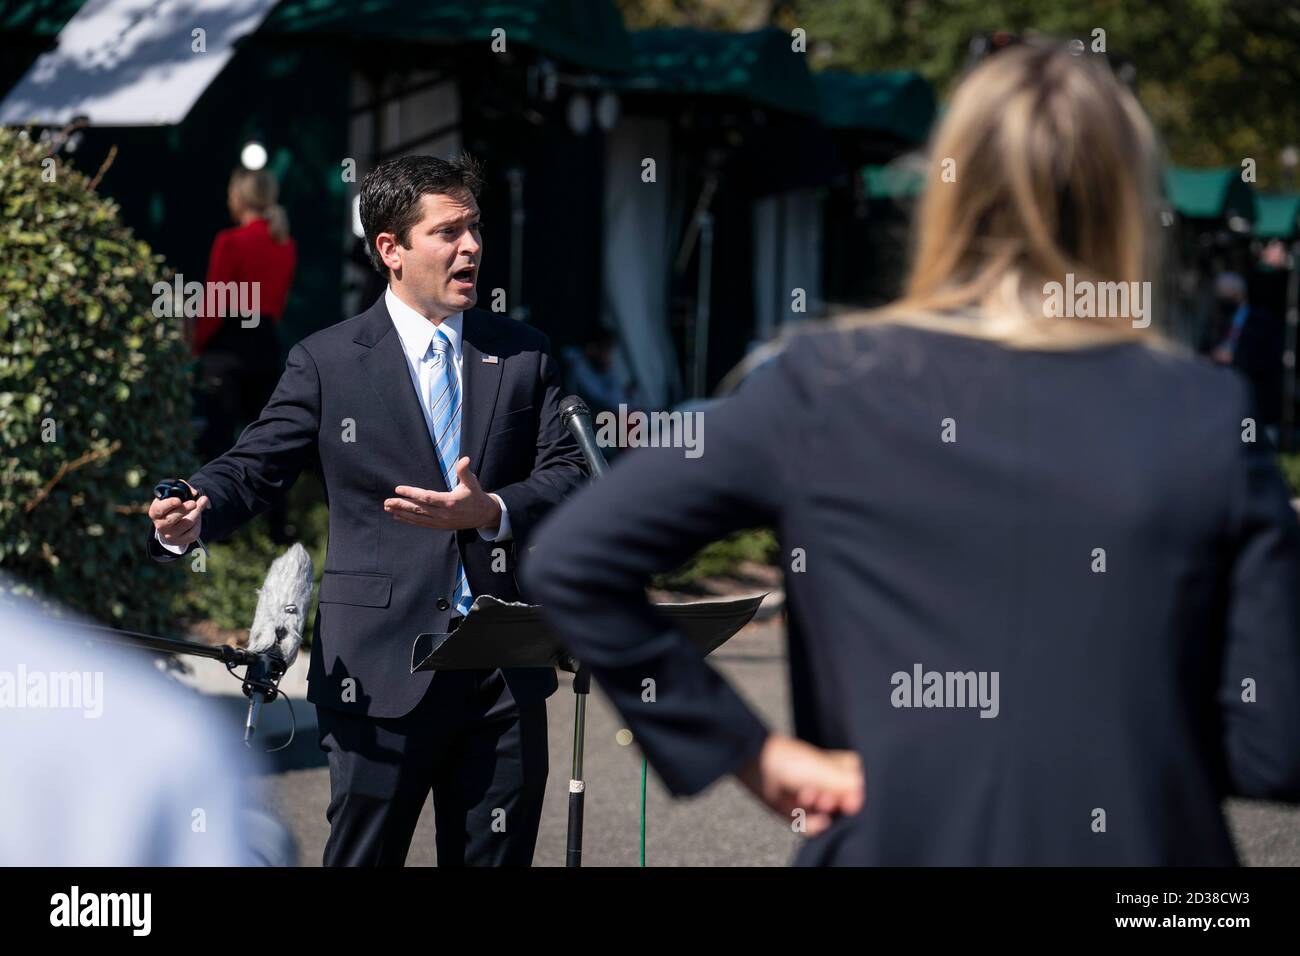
[146,154,586,866]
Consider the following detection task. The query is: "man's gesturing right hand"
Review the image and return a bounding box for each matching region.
[148,481,209,548]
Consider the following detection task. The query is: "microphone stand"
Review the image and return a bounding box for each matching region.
[558,397,609,867]
[68,622,290,747]
[560,654,591,867]
[74,622,261,666]
[428,399,760,866]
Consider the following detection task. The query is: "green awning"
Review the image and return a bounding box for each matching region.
[862,164,925,200]
[261,0,635,74]
[0,0,87,36]
[865,163,1265,216]
[623,27,820,118]
[1254,194,1300,239]
[1163,167,1256,222]
[0,0,90,101]
[815,70,935,144]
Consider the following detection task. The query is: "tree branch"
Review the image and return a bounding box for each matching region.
[24,440,122,514]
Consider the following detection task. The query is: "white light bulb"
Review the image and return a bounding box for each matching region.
[241,141,268,170]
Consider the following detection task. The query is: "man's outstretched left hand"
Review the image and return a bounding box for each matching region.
[385,457,502,532]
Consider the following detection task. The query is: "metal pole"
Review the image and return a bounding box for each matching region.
[566,666,591,867]
[560,435,609,866]
[67,623,258,665]
[508,167,526,321]
[692,211,714,398]
[774,194,786,334]
[1283,239,1299,451]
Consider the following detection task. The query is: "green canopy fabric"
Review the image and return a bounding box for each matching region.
[1163,167,1256,222]
[815,70,935,144]
[261,0,635,74]
[0,0,87,36]
[1254,194,1300,239]
[0,0,90,102]
[862,164,925,200]
[623,27,820,118]
[865,163,1267,217]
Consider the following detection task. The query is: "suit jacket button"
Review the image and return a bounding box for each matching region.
[437,598,450,611]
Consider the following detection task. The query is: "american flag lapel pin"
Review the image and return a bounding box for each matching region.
[482,354,499,364]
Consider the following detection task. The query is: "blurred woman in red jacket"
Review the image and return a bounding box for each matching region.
[195,168,297,463]
[195,168,297,541]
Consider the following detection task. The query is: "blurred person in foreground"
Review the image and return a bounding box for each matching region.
[0,586,285,865]
[525,43,1300,865]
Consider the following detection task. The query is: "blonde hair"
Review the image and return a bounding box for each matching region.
[844,42,1166,350]
[230,168,291,243]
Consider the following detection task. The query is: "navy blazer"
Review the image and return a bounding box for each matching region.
[525,322,1300,865]
[149,294,586,718]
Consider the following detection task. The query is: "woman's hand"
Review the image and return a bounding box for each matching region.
[735,733,864,835]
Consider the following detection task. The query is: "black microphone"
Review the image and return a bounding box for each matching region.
[559,395,609,478]
[153,477,207,555]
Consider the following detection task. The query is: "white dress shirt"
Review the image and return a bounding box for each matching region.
[156,288,509,555]
[383,286,510,542]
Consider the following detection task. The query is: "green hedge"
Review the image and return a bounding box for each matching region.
[0,127,196,634]
[654,528,778,590]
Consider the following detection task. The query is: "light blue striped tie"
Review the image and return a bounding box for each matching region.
[426,328,473,616]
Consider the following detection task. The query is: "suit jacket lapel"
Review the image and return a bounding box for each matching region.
[460,310,504,474]
[355,297,449,493]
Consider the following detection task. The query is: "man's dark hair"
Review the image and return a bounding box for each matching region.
[359,153,484,275]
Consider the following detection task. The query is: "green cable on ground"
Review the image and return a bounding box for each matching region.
[640,757,647,867]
